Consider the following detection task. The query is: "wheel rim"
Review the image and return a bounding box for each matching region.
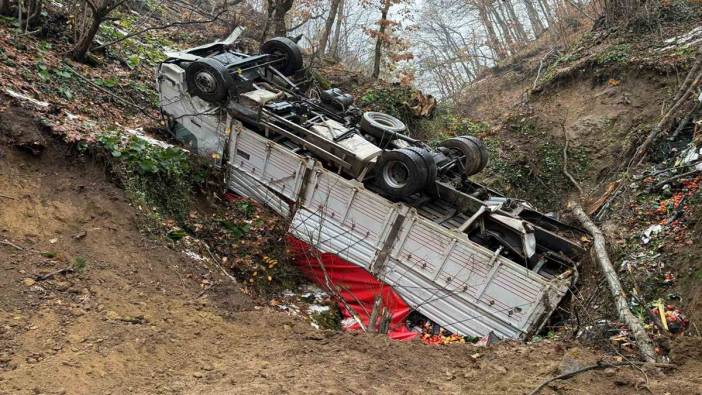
[383,161,410,189]
[194,71,217,94]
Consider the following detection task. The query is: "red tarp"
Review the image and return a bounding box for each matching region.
[287,235,417,341]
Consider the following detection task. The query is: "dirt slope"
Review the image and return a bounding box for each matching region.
[1,104,701,394]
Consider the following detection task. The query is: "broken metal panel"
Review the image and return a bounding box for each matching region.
[383,210,565,339]
[229,126,307,202]
[294,166,401,270]
[227,165,291,218]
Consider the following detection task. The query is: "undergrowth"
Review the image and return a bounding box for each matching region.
[479,118,590,210]
[97,131,200,225]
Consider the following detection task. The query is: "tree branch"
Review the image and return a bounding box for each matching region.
[93,8,228,51]
[568,201,658,363]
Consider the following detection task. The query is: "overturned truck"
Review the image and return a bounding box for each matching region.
[157,34,585,340]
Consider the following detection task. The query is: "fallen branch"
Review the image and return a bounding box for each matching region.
[0,193,16,200]
[0,239,25,251]
[529,361,675,395]
[198,240,238,284]
[533,48,554,90]
[647,169,701,192]
[35,267,74,281]
[568,201,657,363]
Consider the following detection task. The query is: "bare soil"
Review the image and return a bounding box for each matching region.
[1,106,701,395]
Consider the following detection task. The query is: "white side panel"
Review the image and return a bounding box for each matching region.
[293,166,399,269]
[158,63,228,161]
[229,127,306,202]
[383,211,562,339]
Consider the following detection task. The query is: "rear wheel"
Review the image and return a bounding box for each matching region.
[185,57,233,103]
[439,135,488,177]
[374,148,429,199]
[261,37,303,76]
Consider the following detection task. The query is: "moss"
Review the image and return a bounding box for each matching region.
[479,118,590,210]
[595,44,631,65]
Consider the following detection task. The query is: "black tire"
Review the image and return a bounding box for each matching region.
[360,112,407,142]
[406,146,437,186]
[439,135,488,177]
[261,37,303,76]
[374,148,429,199]
[458,135,489,170]
[185,57,234,103]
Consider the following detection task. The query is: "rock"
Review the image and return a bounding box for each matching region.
[22,278,36,287]
[558,349,596,375]
[604,367,617,377]
[54,281,71,292]
[193,372,203,378]
[104,311,120,321]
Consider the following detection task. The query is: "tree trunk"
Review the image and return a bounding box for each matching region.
[569,202,657,363]
[490,5,514,53]
[477,1,505,59]
[537,0,555,27]
[329,0,344,58]
[260,0,274,43]
[318,0,341,55]
[0,0,10,16]
[522,0,545,37]
[504,0,528,42]
[371,0,391,80]
[27,0,42,27]
[273,0,294,37]
[71,12,102,62]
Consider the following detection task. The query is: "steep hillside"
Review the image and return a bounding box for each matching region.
[448,15,702,365]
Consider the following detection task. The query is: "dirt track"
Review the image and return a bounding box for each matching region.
[1,106,701,394]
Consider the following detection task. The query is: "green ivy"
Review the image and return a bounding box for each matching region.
[97,132,197,223]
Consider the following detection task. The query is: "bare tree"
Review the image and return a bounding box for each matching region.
[70,0,129,62]
[261,0,294,41]
[317,0,342,55]
[372,0,393,79]
[522,0,545,36]
[329,0,345,58]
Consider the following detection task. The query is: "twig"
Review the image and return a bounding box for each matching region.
[198,240,238,284]
[568,202,657,363]
[92,8,228,51]
[35,267,74,281]
[0,239,25,251]
[529,361,675,395]
[0,194,16,200]
[647,169,701,192]
[60,62,156,119]
[533,48,554,90]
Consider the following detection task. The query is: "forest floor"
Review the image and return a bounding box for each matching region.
[1,104,702,395]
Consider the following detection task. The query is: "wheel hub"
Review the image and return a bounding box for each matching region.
[383,161,410,189]
[194,71,217,94]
